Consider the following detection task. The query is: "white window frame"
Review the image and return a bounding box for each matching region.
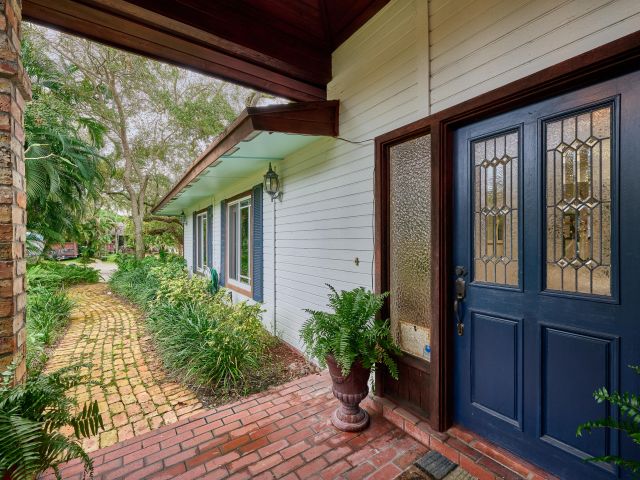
[226,194,252,291]
[195,211,208,273]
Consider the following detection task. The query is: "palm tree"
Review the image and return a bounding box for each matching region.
[23,30,108,246]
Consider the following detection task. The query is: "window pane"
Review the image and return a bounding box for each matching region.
[202,216,207,267]
[196,215,203,269]
[389,134,432,360]
[545,105,612,295]
[228,204,238,280]
[240,203,250,283]
[473,131,519,286]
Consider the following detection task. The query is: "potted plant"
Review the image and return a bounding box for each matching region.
[0,363,104,480]
[301,285,400,432]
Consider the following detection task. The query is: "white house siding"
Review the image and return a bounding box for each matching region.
[180,0,640,353]
[271,0,430,350]
[429,0,640,112]
[181,171,276,333]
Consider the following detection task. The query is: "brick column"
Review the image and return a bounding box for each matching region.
[0,0,30,383]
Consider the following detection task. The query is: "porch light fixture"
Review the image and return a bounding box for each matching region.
[179,210,186,225]
[263,162,281,201]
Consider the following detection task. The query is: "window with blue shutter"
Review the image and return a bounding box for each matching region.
[220,187,263,301]
[194,207,211,273]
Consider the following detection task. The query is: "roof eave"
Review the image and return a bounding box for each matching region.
[152,100,339,214]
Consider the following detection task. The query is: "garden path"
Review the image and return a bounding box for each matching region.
[43,372,434,480]
[45,283,204,452]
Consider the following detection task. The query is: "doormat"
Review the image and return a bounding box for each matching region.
[415,451,457,479]
[395,450,477,480]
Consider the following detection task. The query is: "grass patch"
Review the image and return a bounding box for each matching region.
[110,254,315,400]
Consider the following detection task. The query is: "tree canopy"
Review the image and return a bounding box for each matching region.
[23,28,108,245]
[24,24,274,257]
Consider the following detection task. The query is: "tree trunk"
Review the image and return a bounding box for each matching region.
[131,211,145,259]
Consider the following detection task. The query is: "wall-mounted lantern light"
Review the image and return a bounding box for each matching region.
[179,210,186,225]
[263,162,281,201]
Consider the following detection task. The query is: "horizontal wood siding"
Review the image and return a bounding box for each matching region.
[429,0,640,112]
[274,0,429,350]
[176,0,640,357]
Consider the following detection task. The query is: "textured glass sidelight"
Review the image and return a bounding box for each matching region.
[389,134,432,360]
[545,105,612,296]
[473,131,519,286]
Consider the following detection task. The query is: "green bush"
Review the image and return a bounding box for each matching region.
[27,261,100,289]
[109,254,184,306]
[0,363,104,480]
[110,254,271,391]
[147,298,266,389]
[26,287,74,373]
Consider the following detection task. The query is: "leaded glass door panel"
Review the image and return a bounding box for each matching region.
[453,71,640,480]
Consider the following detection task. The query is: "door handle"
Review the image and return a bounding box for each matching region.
[454,266,467,336]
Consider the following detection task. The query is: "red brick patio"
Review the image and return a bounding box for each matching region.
[44,372,429,480]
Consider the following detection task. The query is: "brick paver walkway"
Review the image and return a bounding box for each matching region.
[46,283,204,452]
[44,372,430,480]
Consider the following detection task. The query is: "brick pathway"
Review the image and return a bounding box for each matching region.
[46,283,204,452]
[44,372,430,480]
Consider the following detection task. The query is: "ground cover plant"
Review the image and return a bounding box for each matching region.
[26,262,100,373]
[0,363,103,480]
[110,254,315,402]
[28,261,100,289]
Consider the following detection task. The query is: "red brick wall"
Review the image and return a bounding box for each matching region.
[0,0,31,383]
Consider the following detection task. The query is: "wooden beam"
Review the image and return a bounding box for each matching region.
[152,100,339,214]
[23,0,327,102]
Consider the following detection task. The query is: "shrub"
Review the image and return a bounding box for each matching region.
[0,363,104,480]
[27,261,100,289]
[26,287,74,373]
[301,285,401,378]
[110,254,272,391]
[109,254,186,306]
[147,298,267,389]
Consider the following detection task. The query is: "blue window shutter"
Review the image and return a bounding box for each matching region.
[206,205,213,269]
[219,200,226,286]
[252,184,263,302]
[192,212,197,273]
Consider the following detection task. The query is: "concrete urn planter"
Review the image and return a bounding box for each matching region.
[326,355,370,432]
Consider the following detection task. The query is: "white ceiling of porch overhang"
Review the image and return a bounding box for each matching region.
[157,132,323,215]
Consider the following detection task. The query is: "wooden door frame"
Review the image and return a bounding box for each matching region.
[374,29,640,432]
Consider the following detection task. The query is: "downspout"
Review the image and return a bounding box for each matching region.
[272,197,277,336]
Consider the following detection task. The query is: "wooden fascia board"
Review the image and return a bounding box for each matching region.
[152,100,339,214]
[23,0,327,102]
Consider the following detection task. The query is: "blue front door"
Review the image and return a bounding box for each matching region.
[453,71,640,479]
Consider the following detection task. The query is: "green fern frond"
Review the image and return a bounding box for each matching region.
[300,285,400,379]
[577,365,640,475]
[0,362,103,480]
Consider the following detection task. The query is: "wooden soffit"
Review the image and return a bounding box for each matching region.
[22,0,390,102]
[152,100,339,214]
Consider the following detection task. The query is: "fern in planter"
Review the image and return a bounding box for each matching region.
[0,363,104,480]
[301,285,401,378]
[576,365,640,475]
